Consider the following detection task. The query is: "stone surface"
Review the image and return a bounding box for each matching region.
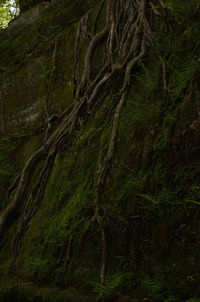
[7,2,50,38]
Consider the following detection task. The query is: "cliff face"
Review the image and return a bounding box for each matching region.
[0,1,200,301]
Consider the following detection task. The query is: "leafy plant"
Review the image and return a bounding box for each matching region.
[0,39,11,48]
[0,0,19,28]
[89,273,133,295]
[163,298,177,302]
[143,278,162,297]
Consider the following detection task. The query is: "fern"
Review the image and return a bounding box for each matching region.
[89,273,133,295]
[137,193,158,205]
[168,59,198,103]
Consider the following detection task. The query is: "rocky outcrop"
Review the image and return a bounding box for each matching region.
[18,0,46,13]
[1,1,200,302]
[7,2,50,38]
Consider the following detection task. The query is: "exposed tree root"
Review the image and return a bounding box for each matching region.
[0,91,5,134]
[89,0,151,283]
[100,228,106,286]
[159,55,167,92]
[62,235,73,286]
[158,0,173,11]
[0,146,45,239]
[44,33,62,142]
[10,147,56,270]
[0,0,154,276]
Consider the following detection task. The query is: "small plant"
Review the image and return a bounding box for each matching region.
[89,273,133,295]
[163,297,176,302]
[163,298,177,302]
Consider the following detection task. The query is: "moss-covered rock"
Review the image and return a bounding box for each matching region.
[1,1,200,302]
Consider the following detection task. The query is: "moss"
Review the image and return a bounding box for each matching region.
[1,0,200,301]
[0,279,96,302]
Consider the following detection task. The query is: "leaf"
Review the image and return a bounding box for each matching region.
[129,215,141,219]
[136,193,158,204]
[185,199,200,206]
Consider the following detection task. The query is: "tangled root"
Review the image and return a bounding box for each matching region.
[0,0,153,277]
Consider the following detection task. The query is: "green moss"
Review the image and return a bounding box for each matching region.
[1,0,200,301]
[0,279,96,302]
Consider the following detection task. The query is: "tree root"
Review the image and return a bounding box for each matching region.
[159,55,167,92]
[0,91,5,134]
[100,228,106,285]
[10,147,57,270]
[91,0,151,283]
[0,0,155,274]
[62,235,73,286]
[44,33,62,142]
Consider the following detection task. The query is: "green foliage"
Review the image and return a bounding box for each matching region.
[153,113,176,151]
[134,62,161,93]
[0,39,11,48]
[115,170,137,204]
[165,0,199,23]
[89,273,133,295]
[184,186,200,206]
[1,0,200,300]
[138,273,163,299]
[0,131,28,185]
[0,0,19,28]
[167,58,198,104]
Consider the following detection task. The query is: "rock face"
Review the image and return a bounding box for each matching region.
[7,2,50,38]
[0,1,200,302]
[18,0,44,12]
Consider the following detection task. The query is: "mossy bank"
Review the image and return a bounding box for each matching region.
[0,1,200,301]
